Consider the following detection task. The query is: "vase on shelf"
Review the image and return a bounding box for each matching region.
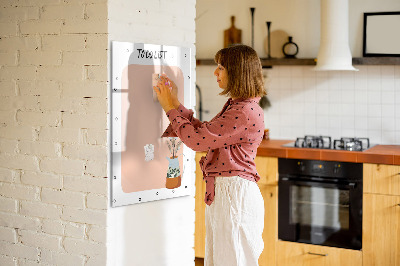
[282,36,299,58]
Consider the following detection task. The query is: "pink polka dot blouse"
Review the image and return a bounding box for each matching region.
[161,97,265,205]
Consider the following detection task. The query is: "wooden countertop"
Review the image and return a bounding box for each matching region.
[257,139,400,165]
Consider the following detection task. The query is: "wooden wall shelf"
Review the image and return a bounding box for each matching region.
[196,57,400,67]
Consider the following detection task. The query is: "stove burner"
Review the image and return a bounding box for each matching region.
[287,136,372,151]
[295,135,332,149]
[333,137,370,151]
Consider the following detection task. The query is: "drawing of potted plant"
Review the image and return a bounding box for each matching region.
[165,137,182,189]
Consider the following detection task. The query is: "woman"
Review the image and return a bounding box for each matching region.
[154,44,266,266]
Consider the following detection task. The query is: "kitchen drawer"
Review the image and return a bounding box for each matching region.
[255,156,278,186]
[276,241,362,266]
[364,164,400,196]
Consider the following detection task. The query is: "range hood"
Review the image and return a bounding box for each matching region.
[314,0,358,71]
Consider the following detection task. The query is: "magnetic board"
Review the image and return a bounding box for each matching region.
[111,41,192,207]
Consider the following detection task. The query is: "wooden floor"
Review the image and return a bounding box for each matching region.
[195,257,204,266]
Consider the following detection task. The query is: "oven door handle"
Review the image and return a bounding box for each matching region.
[280,177,357,189]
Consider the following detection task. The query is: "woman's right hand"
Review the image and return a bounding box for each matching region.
[160,74,180,108]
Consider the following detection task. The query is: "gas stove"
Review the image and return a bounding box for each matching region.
[283,135,373,151]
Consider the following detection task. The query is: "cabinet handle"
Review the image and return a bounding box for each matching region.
[397,204,400,207]
[307,252,328,257]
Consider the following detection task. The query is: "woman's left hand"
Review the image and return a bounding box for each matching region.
[153,77,175,113]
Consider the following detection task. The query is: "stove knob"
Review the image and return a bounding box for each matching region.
[298,161,305,171]
[334,164,341,174]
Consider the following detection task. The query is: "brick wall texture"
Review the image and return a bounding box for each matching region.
[0,0,108,265]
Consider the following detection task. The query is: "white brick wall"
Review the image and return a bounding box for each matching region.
[1,0,198,264]
[0,0,108,265]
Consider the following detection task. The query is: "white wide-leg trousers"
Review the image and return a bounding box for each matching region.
[205,176,265,266]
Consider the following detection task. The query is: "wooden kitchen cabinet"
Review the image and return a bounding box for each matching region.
[363,164,400,266]
[259,184,278,266]
[363,193,400,266]
[195,152,207,258]
[364,163,400,196]
[255,156,278,186]
[276,241,362,266]
[256,156,279,266]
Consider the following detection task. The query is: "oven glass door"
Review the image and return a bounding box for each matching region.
[278,177,362,250]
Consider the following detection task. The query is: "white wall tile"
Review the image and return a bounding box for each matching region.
[396,87,400,104]
[368,130,382,144]
[354,89,368,104]
[396,104,400,118]
[342,128,355,137]
[382,131,396,144]
[328,88,341,103]
[341,89,354,104]
[316,103,329,115]
[382,105,395,118]
[395,118,400,131]
[354,72,367,91]
[342,117,355,129]
[368,117,381,131]
[382,117,396,131]
[291,67,304,78]
[382,78,395,91]
[381,66,394,77]
[367,91,381,104]
[355,104,368,117]
[304,102,316,115]
[329,103,341,116]
[291,77,304,90]
[367,77,381,91]
[329,116,341,129]
[316,115,329,128]
[395,66,400,78]
[316,89,329,103]
[279,77,291,89]
[278,67,292,78]
[341,104,355,116]
[367,104,382,118]
[195,65,400,144]
[303,67,316,78]
[382,90,395,104]
[355,116,368,130]
[303,88,316,103]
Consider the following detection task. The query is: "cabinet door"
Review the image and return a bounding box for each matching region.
[195,152,207,258]
[364,164,400,196]
[259,185,278,266]
[277,241,362,266]
[363,193,400,266]
[255,156,278,186]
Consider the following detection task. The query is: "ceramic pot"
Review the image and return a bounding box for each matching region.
[165,156,181,189]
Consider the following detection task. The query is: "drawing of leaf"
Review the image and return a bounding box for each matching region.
[175,140,182,153]
[166,139,172,154]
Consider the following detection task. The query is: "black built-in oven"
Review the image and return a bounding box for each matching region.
[278,158,363,250]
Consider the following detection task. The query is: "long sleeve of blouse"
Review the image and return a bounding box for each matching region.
[165,103,249,152]
[161,104,202,138]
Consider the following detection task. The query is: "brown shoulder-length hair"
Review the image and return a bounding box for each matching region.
[214,44,266,99]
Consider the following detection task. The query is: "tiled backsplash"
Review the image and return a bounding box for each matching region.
[196,65,400,145]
